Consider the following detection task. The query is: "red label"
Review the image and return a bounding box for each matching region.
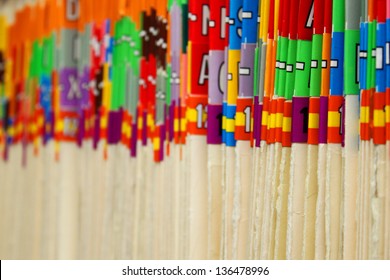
[373,92,386,145]
[209,0,227,50]
[327,95,344,144]
[235,97,253,141]
[267,98,278,144]
[261,96,270,141]
[190,42,209,95]
[308,97,320,145]
[282,100,292,147]
[189,0,211,44]
[360,89,371,141]
[297,0,314,40]
[59,111,79,142]
[275,98,285,143]
[187,94,208,135]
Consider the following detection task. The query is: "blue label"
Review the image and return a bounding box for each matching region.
[376,23,386,93]
[360,22,368,90]
[386,19,390,88]
[225,104,237,147]
[330,32,344,96]
[40,75,52,119]
[242,0,259,44]
[229,1,243,50]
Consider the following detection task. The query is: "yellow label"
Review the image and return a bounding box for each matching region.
[282,117,292,132]
[328,111,341,127]
[308,113,319,129]
[153,137,160,150]
[235,112,245,126]
[226,119,235,133]
[227,50,241,105]
[186,108,197,123]
[261,110,269,126]
[222,116,226,129]
[137,116,143,130]
[360,106,370,123]
[174,119,180,132]
[275,113,284,128]
[180,118,187,132]
[373,110,385,127]
[269,111,276,129]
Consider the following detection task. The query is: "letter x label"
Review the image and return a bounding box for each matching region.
[67,75,81,100]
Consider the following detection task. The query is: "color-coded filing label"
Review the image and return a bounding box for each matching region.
[387,89,390,141]
[228,0,243,50]
[187,94,208,135]
[209,0,227,50]
[376,23,386,93]
[282,100,292,147]
[308,97,320,145]
[360,89,371,141]
[207,104,223,144]
[189,0,211,44]
[76,110,85,146]
[40,76,52,119]
[189,41,209,95]
[227,49,241,104]
[222,102,227,143]
[291,96,310,143]
[294,40,312,97]
[79,67,91,109]
[225,104,236,147]
[168,103,175,143]
[235,97,252,141]
[153,124,165,162]
[92,110,101,149]
[174,104,181,143]
[58,111,79,142]
[327,95,344,144]
[239,44,256,97]
[261,96,270,141]
[330,32,344,96]
[359,22,368,90]
[242,0,259,44]
[275,98,285,143]
[60,68,84,110]
[252,96,263,147]
[107,109,122,144]
[267,98,277,144]
[344,30,360,95]
[373,92,386,145]
[319,95,328,144]
[209,50,225,104]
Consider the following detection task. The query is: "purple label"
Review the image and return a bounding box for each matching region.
[142,111,147,146]
[207,104,223,144]
[107,110,123,144]
[341,98,345,147]
[291,97,310,143]
[319,96,328,144]
[131,120,137,157]
[78,67,91,109]
[253,96,263,147]
[209,50,225,104]
[239,44,256,97]
[60,68,79,110]
[171,54,180,103]
[93,113,100,150]
[169,102,175,142]
[77,110,85,147]
[159,124,166,161]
